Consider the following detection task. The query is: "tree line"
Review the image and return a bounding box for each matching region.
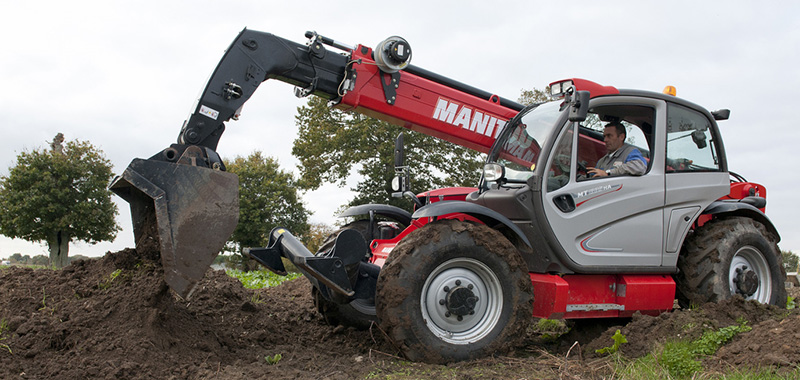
[2,90,798,272]
[2,253,92,266]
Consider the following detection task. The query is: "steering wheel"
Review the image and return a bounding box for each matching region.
[577,160,588,174]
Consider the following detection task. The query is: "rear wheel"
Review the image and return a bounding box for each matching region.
[376,220,533,363]
[312,220,377,330]
[675,217,786,308]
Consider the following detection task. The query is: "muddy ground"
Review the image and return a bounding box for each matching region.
[1,248,798,379]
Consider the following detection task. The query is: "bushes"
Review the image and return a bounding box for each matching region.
[226,269,301,289]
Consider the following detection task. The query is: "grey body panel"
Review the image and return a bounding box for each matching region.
[542,97,669,268]
[661,172,729,266]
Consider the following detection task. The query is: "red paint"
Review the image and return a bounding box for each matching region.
[530,273,675,319]
[338,46,518,154]
[549,78,620,98]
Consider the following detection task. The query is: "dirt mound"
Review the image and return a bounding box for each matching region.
[1,248,798,379]
[580,297,795,359]
[0,249,393,379]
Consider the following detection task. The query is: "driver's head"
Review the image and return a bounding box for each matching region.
[603,122,627,153]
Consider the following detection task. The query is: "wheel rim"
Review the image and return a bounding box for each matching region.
[420,258,503,345]
[728,245,772,303]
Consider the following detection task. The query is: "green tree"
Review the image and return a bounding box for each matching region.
[69,254,90,263]
[31,255,49,266]
[292,97,484,211]
[782,250,799,273]
[9,253,23,264]
[224,152,310,269]
[302,222,335,251]
[518,87,553,106]
[0,136,119,268]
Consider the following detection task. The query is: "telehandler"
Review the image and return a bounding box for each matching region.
[111,28,784,363]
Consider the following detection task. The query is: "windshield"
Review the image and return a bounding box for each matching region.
[487,100,564,178]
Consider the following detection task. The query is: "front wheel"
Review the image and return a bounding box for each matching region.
[675,217,786,308]
[376,220,533,363]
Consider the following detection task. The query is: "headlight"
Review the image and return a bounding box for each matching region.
[549,80,574,98]
[391,176,402,192]
[483,163,504,181]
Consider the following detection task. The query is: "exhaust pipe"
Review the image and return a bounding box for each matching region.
[110,146,239,298]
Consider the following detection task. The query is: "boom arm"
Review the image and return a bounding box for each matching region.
[111,28,524,298]
[180,28,523,159]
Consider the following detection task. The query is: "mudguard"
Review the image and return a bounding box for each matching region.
[412,201,531,248]
[702,198,780,241]
[340,204,412,226]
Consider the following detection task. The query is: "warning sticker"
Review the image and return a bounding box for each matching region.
[199,105,219,120]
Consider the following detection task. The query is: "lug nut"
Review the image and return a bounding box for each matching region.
[455,280,462,286]
[443,286,450,293]
[445,311,451,318]
[468,284,473,290]
[457,316,463,321]
[439,299,445,305]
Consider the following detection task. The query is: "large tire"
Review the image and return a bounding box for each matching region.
[312,220,378,330]
[375,219,533,363]
[675,217,786,308]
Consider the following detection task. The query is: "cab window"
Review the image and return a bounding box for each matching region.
[546,124,574,191]
[666,104,720,172]
[577,105,655,179]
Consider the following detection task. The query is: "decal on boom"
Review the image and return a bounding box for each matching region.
[432,97,507,139]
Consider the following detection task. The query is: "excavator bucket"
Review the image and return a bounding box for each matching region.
[110,156,239,298]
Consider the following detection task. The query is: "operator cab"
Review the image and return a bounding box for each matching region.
[476,79,729,274]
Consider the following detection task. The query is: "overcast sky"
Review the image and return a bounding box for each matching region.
[1,1,798,258]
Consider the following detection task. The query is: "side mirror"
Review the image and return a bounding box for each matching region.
[568,90,590,122]
[391,132,412,197]
[711,109,730,121]
[394,132,405,168]
[691,129,707,149]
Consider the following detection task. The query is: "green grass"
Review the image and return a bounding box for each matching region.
[98,269,123,290]
[613,352,800,380]
[657,320,752,379]
[226,269,302,289]
[264,353,282,365]
[0,318,11,354]
[596,329,628,355]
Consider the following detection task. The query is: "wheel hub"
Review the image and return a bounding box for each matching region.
[443,283,479,318]
[733,266,759,297]
[421,258,502,344]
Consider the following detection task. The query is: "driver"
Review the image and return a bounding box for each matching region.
[587,122,647,177]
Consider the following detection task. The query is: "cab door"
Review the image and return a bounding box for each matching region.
[541,97,667,269]
[660,102,730,267]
